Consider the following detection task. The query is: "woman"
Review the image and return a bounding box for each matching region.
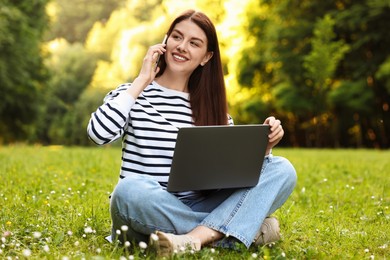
[87,10,296,257]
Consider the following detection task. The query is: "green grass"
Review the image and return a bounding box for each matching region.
[0,145,389,259]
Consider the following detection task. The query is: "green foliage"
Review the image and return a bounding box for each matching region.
[0,0,49,143]
[35,41,98,144]
[46,0,123,43]
[0,146,389,258]
[235,0,390,148]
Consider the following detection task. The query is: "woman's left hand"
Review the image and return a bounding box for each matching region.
[263,116,284,153]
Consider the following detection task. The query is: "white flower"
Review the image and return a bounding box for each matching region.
[84,227,93,234]
[364,248,370,253]
[74,241,80,246]
[67,231,73,236]
[22,249,32,257]
[120,225,128,232]
[33,232,42,239]
[150,233,159,241]
[43,245,50,252]
[139,241,147,249]
[251,253,258,258]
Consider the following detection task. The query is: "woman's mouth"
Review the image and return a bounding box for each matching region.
[172,53,188,62]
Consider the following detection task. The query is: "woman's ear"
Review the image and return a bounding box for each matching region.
[201,51,214,66]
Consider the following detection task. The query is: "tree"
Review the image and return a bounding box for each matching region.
[235,0,390,147]
[0,0,49,143]
[35,40,98,144]
[45,0,123,43]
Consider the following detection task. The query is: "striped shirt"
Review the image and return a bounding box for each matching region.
[88,81,233,199]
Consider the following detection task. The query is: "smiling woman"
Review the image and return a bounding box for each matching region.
[87,9,296,258]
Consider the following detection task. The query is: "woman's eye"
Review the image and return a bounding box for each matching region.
[190,41,199,47]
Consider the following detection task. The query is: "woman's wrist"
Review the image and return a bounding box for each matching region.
[126,77,150,99]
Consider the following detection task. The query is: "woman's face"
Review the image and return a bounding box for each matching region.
[165,20,213,76]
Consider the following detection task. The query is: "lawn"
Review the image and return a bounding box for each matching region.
[0,145,389,259]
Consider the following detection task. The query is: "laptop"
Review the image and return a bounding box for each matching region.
[167,124,270,192]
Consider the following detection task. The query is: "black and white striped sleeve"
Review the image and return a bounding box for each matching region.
[87,84,135,145]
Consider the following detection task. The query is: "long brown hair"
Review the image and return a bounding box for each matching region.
[156,10,228,126]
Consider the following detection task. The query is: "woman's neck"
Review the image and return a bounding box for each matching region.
[155,71,190,93]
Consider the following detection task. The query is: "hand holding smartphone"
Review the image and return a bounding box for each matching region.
[154,34,168,72]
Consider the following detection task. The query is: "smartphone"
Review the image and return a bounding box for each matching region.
[155,34,168,72]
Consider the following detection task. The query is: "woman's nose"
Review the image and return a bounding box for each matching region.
[176,41,188,52]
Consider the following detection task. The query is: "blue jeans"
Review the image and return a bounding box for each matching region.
[110,155,297,248]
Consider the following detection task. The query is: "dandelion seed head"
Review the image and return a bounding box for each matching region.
[364,248,370,253]
[129,256,134,260]
[301,187,306,193]
[210,248,215,253]
[371,196,375,199]
[323,178,328,182]
[251,253,258,258]
[96,248,101,253]
[139,241,147,249]
[370,255,375,260]
[173,249,178,254]
[0,249,2,254]
[74,241,80,246]
[124,241,131,248]
[67,231,73,236]
[150,233,159,241]
[116,230,121,235]
[119,257,127,260]
[179,246,185,252]
[120,225,128,232]
[282,252,286,257]
[43,245,50,252]
[1,237,6,243]
[22,249,32,257]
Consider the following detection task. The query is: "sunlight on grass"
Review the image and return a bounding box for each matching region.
[0,146,389,259]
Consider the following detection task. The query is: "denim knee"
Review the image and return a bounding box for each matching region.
[111,174,157,213]
[274,156,297,190]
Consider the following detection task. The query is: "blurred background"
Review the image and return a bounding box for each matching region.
[1,0,389,148]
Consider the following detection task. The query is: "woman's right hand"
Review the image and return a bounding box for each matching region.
[138,43,166,85]
[126,43,166,98]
